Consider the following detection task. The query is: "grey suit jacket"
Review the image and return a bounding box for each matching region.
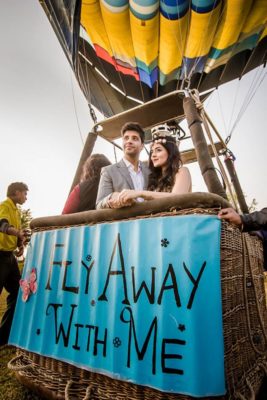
[96,159,150,209]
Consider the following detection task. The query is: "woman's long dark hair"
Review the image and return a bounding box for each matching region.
[80,154,111,182]
[148,138,182,192]
[78,154,111,211]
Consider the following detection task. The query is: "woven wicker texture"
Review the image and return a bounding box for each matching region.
[9,212,267,400]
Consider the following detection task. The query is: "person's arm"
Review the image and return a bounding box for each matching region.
[118,167,192,204]
[241,208,267,231]
[218,207,267,232]
[96,167,114,209]
[62,185,80,214]
[171,166,192,195]
[0,218,26,242]
[218,208,242,226]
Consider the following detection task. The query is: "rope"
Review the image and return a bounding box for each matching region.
[216,89,228,139]
[242,234,267,355]
[203,110,228,146]
[65,379,73,400]
[234,392,248,400]
[191,91,238,209]
[226,67,266,144]
[89,104,97,125]
[235,377,255,400]
[7,354,33,371]
[70,72,84,145]
[83,384,94,400]
[245,377,255,400]
[65,379,95,400]
[258,360,267,375]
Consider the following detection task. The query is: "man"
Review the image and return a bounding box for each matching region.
[96,122,150,209]
[218,207,267,231]
[218,207,267,271]
[0,182,28,346]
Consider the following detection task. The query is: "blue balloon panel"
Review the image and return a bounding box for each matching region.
[10,215,225,396]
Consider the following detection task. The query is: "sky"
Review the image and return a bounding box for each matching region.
[0,0,266,218]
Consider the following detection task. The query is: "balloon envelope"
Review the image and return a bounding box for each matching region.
[39,0,267,117]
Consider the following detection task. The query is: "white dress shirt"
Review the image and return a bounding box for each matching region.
[123,158,145,202]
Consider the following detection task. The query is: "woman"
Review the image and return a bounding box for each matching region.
[62,154,111,214]
[117,125,191,206]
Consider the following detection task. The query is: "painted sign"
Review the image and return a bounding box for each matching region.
[10,215,225,396]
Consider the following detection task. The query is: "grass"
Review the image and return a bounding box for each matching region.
[0,290,42,399]
[0,345,41,400]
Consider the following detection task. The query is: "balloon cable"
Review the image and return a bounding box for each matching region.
[69,71,84,145]
[192,91,238,209]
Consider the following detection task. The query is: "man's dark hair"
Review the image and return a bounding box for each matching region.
[121,122,145,143]
[7,182,29,197]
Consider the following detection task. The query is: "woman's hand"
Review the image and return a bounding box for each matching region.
[107,191,135,208]
[118,189,140,205]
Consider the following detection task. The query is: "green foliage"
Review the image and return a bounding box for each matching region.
[16,207,33,262]
[18,207,32,230]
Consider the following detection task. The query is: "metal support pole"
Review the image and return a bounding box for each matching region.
[183,96,228,200]
[224,156,249,213]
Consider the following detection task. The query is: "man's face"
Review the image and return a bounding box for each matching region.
[122,130,143,158]
[14,190,28,205]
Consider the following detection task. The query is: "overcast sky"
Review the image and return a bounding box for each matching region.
[0,0,266,218]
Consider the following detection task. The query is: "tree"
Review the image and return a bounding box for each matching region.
[19,207,32,230]
[17,207,33,264]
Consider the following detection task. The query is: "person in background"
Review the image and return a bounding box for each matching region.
[117,124,191,206]
[218,207,267,231]
[0,182,28,346]
[96,122,150,209]
[218,207,267,271]
[62,154,111,214]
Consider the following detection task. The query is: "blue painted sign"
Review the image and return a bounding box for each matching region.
[10,215,225,396]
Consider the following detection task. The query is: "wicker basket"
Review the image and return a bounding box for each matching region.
[8,209,267,400]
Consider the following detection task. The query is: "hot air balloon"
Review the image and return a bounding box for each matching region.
[7,2,267,400]
[36,0,267,211]
[38,0,267,116]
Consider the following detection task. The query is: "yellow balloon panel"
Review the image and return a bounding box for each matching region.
[81,0,112,56]
[130,13,159,68]
[184,5,221,59]
[159,13,189,75]
[212,0,253,50]
[241,0,267,34]
[260,26,267,41]
[100,3,136,66]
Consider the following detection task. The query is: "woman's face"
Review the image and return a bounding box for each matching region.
[150,143,169,169]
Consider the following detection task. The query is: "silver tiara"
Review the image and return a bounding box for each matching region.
[151,124,178,144]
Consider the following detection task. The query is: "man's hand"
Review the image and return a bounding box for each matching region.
[22,228,31,244]
[17,229,27,243]
[7,226,27,244]
[218,208,242,226]
[14,245,24,258]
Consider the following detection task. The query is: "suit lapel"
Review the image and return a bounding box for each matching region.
[141,161,150,189]
[117,159,134,189]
